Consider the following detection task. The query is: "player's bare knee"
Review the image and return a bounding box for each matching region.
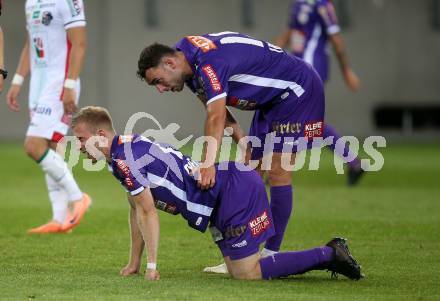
[267,167,291,186]
[23,139,38,160]
[228,258,262,280]
[49,141,59,151]
[265,152,295,185]
[127,196,136,209]
[230,267,261,280]
[24,138,48,161]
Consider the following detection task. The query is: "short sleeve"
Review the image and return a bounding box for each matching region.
[59,0,86,30]
[196,60,229,105]
[317,0,340,35]
[112,158,146,196]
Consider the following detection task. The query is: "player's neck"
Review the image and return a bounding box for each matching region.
[177,52,194,77]
[104,133,116,162]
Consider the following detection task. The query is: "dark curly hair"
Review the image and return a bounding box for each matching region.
[136,43,176,81]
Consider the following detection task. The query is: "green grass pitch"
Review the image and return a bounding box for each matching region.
[0,142,439,300]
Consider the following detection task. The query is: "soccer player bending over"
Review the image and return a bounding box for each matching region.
[71,106,363,281]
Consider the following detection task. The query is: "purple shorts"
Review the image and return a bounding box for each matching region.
[210,163,275,260]
[248,67,325,160]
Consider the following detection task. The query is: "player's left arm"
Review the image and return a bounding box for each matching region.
[131,188,160,281]
[328,33,360,91]
[120,194,145,276]
[273,29,290,49]
[273,1,296,49]
[59,0,87,114]
[319,0,360,91]
[62,26,87,114]
[224,108,250,164]
[225,108,244,143]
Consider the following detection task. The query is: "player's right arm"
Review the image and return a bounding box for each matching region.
[6,34,30,112]
[112,150,159,280]
[131,188,160,281]
[196,95,247,158]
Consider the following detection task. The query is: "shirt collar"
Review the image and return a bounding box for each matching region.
[174,37,198,75]
[110,134,120,160]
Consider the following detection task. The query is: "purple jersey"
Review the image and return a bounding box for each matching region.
[110,134,277,259]
[110,134,223,232]
[175,32,313,110]
[288,0,340,82]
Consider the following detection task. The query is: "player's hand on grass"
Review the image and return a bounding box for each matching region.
[145,269,160,281]
[62,88,77,114]
[6,85,21,112]
[120,264,139,276]
[343,69,360,92]
[197,165,216,190]
[0,77,4,93]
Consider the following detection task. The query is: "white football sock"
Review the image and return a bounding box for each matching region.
[39,149,83,202]
[261,248,278,258]
[203,262,228,274]
[45,173,69,224]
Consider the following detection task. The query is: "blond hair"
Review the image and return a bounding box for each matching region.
[72,106,115,132]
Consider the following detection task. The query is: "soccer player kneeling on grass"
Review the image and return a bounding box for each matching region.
[71,106,363,281]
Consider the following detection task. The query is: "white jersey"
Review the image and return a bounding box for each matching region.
[25,0,86,108]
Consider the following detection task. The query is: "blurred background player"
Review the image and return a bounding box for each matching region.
[274,0,364,185]
[6,0,90,234]
[71,105,363,282]
[0,0,7,92]
[137,32,325,273]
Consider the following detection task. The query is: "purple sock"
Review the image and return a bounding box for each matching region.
[264,185,293,252]
[260,246,334,279]
[323,124,361,169]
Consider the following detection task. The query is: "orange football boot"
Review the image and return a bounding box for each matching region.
[61,193,92,232]
[61,210,74,234]
[28,221,64,234]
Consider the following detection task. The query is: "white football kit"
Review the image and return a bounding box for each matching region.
[25,0,86,141]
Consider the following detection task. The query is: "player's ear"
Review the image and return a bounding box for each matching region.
[96,128,106,137]
[163,56,176,69]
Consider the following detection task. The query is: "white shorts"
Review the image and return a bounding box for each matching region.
[26,84,80,142]
[26,100,70,141]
